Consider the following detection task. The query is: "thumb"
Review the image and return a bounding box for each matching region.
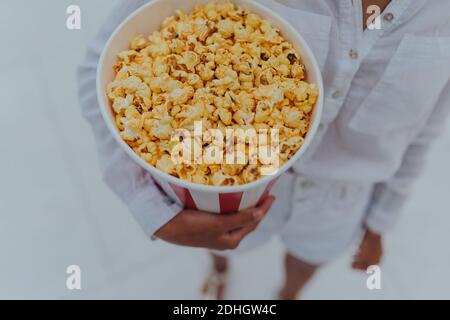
[255,196,276,218]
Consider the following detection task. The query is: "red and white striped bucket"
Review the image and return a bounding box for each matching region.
[153,175,280,214]
[97,0,324,213]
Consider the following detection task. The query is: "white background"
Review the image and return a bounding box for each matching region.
[0,0,449,299]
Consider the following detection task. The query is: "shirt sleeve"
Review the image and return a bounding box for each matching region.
[365,81,450,234]
[77,0,182,237]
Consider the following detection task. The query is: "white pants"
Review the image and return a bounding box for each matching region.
[218,171,374,265]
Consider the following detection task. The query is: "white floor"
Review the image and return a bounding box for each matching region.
[1,0,449,299]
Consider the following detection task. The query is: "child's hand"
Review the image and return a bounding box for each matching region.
[155,196,275,251]
[352,228,383,271]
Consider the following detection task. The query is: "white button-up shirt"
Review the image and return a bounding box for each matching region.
[78,0,450,236]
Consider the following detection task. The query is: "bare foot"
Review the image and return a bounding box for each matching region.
[201,254,229,300]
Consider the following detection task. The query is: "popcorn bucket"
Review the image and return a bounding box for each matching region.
[97,0,324,213]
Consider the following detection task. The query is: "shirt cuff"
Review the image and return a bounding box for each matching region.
[365,186,408,235]
[128,187,183,238]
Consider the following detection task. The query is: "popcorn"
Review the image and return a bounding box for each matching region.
[130,35,149,50]
[215,108,233,125]
[112,94,133,113]
[150,118,172,140]
[217,19,235,38]
[179,51,200,71]
[281,107,305,129]
[156,154,176,174]
[120,117,140,140]
[122,76,142,91]
[245,13,261,28]
[107,1,318,186]
[167,86,194,105]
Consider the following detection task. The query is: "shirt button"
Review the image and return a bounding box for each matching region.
[349,49,359,60]
[331,90,342,99]
[340,185,348,199]
[383,12,394,22]
[301,180,314,189]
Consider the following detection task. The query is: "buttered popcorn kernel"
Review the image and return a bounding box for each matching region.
[107,1,318,186]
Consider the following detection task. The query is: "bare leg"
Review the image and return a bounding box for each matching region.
[278,253,319,300]
[201,253,229,300]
